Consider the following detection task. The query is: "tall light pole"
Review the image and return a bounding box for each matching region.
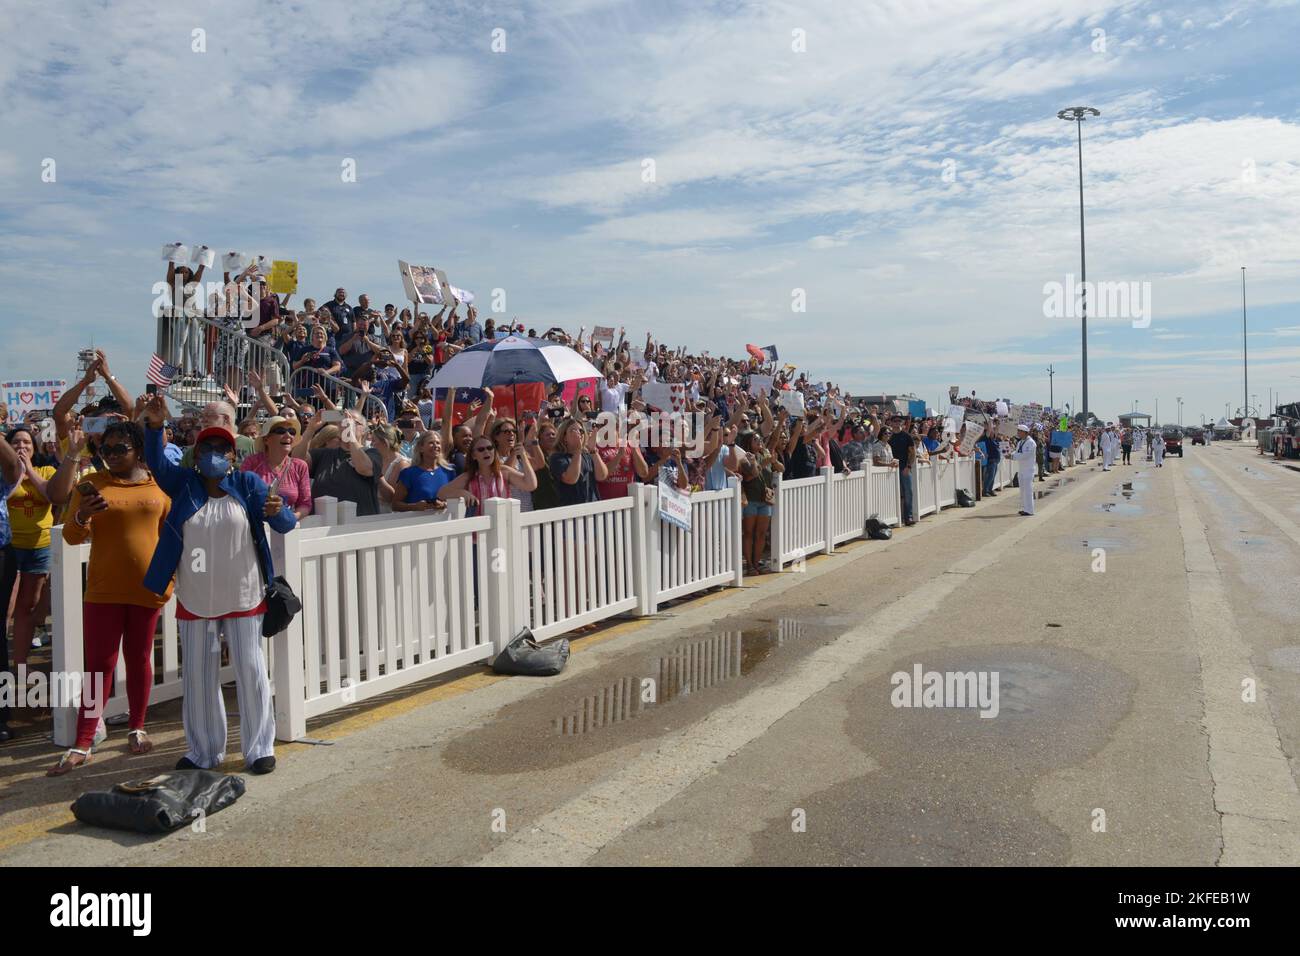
[1242,266,1248,419]
[1177,397,1183,426]
[1059,106,1100,422]
[1046,364,1055,409]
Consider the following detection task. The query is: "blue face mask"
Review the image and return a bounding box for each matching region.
[196,450,231,480]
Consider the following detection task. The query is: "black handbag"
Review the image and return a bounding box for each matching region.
[72,770,246,833]
[250,505,303,638]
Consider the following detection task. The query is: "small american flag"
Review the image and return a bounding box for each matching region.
[146,354,178,388]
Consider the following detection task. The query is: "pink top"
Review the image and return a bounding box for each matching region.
[240,453,313,514]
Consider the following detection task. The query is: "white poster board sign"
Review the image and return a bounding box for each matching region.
[778,390,806,417]
[747,374,773,398]
[642,382,686,413]
[3,380,67,422]
[658,478,692,532]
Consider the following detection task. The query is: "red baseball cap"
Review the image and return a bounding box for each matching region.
[194,426,237,448]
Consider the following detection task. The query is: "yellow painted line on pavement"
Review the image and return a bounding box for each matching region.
[0,809,76,854]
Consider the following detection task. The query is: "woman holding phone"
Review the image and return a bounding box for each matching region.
[241,416,312,520]
[48,423,171,773]
[139,393,296,774]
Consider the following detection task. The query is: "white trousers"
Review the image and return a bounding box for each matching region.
[1153,445,1164,465]
[1019,466,1035,514]
[180,615,275,768]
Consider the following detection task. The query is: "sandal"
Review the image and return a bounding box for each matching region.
[47,749,92,776]
[128,729,153,755]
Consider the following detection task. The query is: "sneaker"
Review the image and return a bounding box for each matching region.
[250,756,276,775]
[30,635,43,649]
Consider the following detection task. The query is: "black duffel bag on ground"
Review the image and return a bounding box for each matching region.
[492,627,570,676]
[865,516,893,540]
[72,771,246,834]
[956,489,976,507]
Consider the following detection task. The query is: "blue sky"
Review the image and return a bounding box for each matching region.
[2,0,1298,426]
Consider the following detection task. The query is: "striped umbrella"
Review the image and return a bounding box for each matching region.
[429,335,600,390]
[428,335,602,419]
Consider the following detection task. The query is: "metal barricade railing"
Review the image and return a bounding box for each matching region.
[157,309,291,407]
[289,366,389,420]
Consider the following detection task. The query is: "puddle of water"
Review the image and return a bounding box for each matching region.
[1094,501,1144,516]
[744,645,1135,865]
[1058,534,1134,554]
[554,619,817,735]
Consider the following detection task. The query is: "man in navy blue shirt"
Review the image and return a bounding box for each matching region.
[979,426,1001,497]
[325,288,355,337]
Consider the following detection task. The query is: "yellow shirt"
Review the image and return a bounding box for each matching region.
[8,465,58,550]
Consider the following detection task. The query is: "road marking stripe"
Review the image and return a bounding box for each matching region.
[475,468,1102,866]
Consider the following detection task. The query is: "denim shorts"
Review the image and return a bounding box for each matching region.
[743,502,773,518]
[14,546,50,575]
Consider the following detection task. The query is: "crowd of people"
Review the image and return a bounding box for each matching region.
[1,260,1114,774]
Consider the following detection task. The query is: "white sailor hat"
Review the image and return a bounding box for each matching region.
[1016,422,1030,432]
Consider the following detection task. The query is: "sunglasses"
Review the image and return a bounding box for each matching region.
[269,427,296,436]
[198,442,233,456]
[397,419,417,429]
[100,443,132,457]
[495,428,517,435]
[474,445,495,454]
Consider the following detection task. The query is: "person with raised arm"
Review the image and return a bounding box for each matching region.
[47,422,171,774]
[139,392,295,774]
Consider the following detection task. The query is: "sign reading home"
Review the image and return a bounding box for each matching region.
[4,380,66,422]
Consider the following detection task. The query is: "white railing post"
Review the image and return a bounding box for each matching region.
[728,475,744,586]
[770,473,784,571]
[49,534,84,748]
[932,458,941,510]
[314,495,340,525]
[630,483,653,616]
[862,463,873,527]
[483,497,519,658]
[272,524,307,742]
[645,483,661,614]
[337,500,359,525]
[821,466,835,554]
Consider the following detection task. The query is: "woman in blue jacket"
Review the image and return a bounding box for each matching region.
[140,394,296,774]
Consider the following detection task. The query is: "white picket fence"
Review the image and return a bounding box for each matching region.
[915,461,938,517]
[50,481,743,745]
[49,439,1092,746]
[770,463,908,570]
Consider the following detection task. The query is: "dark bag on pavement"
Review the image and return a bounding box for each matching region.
[956,489,975,507]
[71,771,246,834]
[492,627,570,676]
[865,516,893,540]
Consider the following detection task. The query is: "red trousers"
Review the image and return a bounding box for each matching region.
[75,602,162,750]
